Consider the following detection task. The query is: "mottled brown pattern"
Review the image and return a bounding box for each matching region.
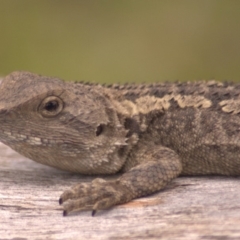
[0,71,240,216]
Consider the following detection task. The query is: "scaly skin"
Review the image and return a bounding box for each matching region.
[0,71,240,216]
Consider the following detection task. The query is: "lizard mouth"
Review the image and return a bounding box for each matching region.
[0,129,56,146]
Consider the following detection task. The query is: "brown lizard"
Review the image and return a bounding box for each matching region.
[0,71,240,216]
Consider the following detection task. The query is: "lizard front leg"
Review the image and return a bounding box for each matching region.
[59,146,182,216]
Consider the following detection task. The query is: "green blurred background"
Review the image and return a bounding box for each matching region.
[1,0,240,83]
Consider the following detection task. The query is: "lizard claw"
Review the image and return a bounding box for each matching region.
[92,210,97,217]
[59,178,132,216]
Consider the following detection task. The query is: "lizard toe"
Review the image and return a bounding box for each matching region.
[60,179,132,215]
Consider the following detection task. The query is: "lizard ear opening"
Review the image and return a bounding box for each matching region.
[38,96,64,118]
[96,124,105,136]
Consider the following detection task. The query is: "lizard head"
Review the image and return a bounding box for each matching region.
[0,71,130,174]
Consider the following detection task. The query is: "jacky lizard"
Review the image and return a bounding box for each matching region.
[0,71,240,216]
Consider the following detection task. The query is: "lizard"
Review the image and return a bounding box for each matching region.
[0,71,240,217]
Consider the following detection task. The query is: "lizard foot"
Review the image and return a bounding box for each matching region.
[59,178,132,216]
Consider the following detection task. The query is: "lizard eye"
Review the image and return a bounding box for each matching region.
[45,100,59,111]
[38,96,63,118]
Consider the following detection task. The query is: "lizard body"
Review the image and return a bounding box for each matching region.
[0,71,240,216]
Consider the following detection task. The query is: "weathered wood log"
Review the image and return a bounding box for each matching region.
[0,142,240,239]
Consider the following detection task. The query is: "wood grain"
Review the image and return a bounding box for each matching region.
[1,142,240,240]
